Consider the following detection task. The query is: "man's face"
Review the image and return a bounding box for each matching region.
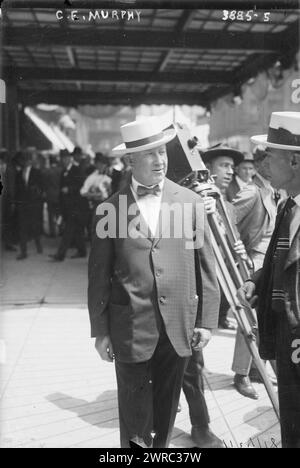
[255,154,272,182]
[208,156,234,190]
[95,161,106,173]
[62,155,72,169]
[265,148,294,189]
[129,144,168,186]
[73,152,82,163]
[236,161,255,183]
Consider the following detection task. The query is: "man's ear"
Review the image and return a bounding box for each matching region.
[125,154,133,167]
[291,152,300,168]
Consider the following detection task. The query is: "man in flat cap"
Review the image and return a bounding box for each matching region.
[238,112,300,448]
[88,116,219,448]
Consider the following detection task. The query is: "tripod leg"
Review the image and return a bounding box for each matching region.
[212,234,280,421]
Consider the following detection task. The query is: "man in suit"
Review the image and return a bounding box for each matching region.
[14,150,44,260]
[88,117,220,448]
[231,145,279,394]
[238,111,300,447]
[51,150,87,261]
[226,153,256,202]
[42,155,62,237]
[0,149,17,251]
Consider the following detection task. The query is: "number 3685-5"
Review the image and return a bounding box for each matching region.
[222,10,270,22]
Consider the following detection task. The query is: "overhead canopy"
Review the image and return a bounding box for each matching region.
[2,7,300,107]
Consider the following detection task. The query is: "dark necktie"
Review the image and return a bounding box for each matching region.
[271,197,296,312]
[136,184,161,198]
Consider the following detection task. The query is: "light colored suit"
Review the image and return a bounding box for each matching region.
[232,174,276,254]
[231,174,276,376]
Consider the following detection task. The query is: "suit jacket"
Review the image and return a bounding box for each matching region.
[88,178,220,363]
[60,164,87,218]
[232,174,276,253]
[15,166,43,206]
[226,177,241,203]
[252,202,300,360]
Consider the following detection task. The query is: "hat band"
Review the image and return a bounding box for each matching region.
[268,127,300,147]
[125,132,164,149]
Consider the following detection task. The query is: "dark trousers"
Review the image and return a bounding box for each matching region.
[218,291,230,324]
[47,201,60,237]
[275,312,300,448]
[18,204,42,255]
[56,214,86,259]
[182,349,210,428]
[115,329,189,448]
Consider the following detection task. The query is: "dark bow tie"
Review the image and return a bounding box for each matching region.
[284,196,296,213]
[136,184,161,197]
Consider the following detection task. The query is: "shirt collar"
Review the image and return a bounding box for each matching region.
[294,194,300,207]
[255,172,271,188]
[131,175,165,194]
[235,175,249,189]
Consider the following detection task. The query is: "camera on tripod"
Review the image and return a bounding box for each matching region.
[165,122,220,200]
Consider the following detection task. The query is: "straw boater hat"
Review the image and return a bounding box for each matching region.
[112,116,176,155]
[201,143,244,166]
[251,111,300,151]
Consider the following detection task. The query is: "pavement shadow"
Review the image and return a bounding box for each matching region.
[241,406,281,448]
[46,390,119,429]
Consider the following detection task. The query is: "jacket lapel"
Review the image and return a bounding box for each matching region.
[254,175,275,222]
[120,183,153,243]
[152,179,180,248]
[285,206,300,269]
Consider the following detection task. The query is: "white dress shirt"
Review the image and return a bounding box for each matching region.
[294,194,300,207]
[80,170,112,199]
[131,176,164,236]
[235,175,249,190]
[23,166,31,186]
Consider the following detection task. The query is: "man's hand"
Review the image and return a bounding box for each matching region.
[191,183,216,214]
[233,240,247,258]
[191,328,212,350]
[202,196,216,214]
[237,281,257,308]
[95,335,114,362]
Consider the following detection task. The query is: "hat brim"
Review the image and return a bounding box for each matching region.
[202,148,244,166]
[112,128,176,155]
[251,134,300,151]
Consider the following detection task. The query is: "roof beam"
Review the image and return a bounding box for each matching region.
[3,26,282,52]
[18,89,209,107]
[4,66,232,85]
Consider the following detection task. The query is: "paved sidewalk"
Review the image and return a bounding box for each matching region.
[0,244,280,448]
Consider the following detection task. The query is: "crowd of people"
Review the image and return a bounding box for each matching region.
[0,145,130,260]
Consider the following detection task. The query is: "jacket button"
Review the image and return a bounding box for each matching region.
[156,271,161,277]
[159,296,166,304]
[152,248,156,253]
[194,295,198,300]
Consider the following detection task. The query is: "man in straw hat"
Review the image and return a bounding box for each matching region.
[238,112,300,448]
[88,116,219,448]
